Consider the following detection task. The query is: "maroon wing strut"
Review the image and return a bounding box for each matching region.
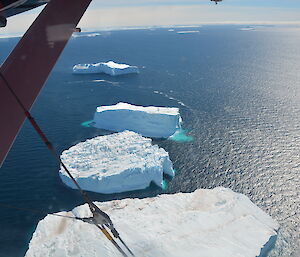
[0,0,91,166]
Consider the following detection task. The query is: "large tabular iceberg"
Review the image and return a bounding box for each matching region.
[59,131,174,194]
[73,61,139,76]
[93,102,182,138]
[25,187,279,257]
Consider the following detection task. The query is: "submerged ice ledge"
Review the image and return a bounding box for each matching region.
[25,187,279,257]
[93,102,182,138]
[73,61,139,76]
[59,131,174,194]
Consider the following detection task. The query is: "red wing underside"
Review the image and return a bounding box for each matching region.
[0,0,91,166]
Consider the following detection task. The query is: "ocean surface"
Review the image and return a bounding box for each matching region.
[0,25,299,257]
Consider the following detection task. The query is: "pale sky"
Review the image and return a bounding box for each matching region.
[1,0,300,35]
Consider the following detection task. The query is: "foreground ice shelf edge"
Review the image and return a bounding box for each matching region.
[59,131,175,194]
[93,102,182,138]
[25,187,279,257]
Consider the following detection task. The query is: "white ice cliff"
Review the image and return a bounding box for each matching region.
[59,131,174,194]
[25,187,279,257]
[72,61,139,76]
[92,102,182,138]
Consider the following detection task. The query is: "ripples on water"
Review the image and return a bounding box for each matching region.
[0,26,299,256]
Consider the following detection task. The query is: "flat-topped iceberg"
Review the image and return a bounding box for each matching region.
[73,61,139,76]
[93,102,182,138]
[59,131,174,194]
[25,187,279,257]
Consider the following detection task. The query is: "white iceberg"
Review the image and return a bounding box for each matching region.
[176,30,199,34]
[72,32,101,38]
[59,131,174,194]
[25,187,279,257]
[240,27,255,31]
[72,61,139,76]
[93,102,182,138]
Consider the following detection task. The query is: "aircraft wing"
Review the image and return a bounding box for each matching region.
[0,0,49,18]
[0,0,91,166]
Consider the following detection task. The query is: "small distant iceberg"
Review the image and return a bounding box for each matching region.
[25,187,279,257]
[72,32,101,38]
[59,131,174,194]
[73,61,139,76]
[176,30,199,34]
[92,102,182,138]
[0,33,22,39]
[240,27,255,31]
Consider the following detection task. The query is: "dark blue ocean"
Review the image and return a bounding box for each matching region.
[0,26,299,257]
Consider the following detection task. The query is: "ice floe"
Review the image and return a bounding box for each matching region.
[176,30,199,34]
[93,102,182,138]
[73,61,139,76]
[72,32,101,38]
[25,187,279,257]
[240,27,255,31]
[59,131,174,194]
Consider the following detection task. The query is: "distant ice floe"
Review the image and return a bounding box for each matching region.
[176,30,200,34]
[240,27,255,31]
[91,79,120,86]
[93,102,182,138]
[73,61,139,76]
[0,33,22,39]
[25,187,279,257]
[72,32,101,38]
[59,131,174,194]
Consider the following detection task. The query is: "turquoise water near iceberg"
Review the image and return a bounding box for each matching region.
[169,128,194,142]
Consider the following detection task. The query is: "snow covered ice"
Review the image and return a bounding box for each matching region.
[72,61,139,76]
[93,102,182,138]
[25,187,279,257]
[59,131,174,194]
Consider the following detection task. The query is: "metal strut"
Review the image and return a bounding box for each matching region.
[0,72,135,257]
